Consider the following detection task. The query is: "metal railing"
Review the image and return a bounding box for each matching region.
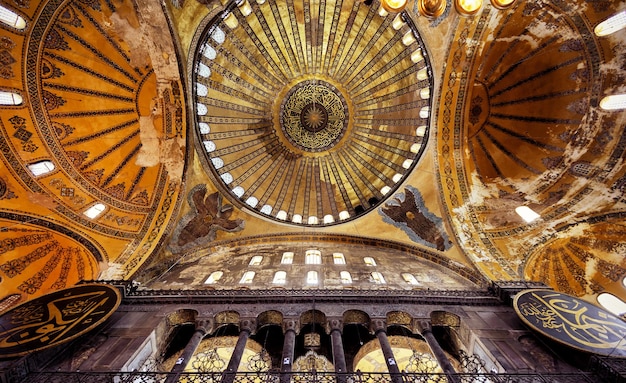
[22,371,601,383]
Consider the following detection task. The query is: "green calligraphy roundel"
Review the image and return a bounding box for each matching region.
[0,284,121,357]
[514,289,626,357]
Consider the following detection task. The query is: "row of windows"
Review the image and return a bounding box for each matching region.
[205,271,423,286]
[249,253,377,266]
[23,160,106,219]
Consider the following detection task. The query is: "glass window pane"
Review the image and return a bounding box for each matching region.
[249,256,263,266]
[333,253,345,265]
[239,271,255,284]
[281,252,294,264]
[306,250,321,265]
[597,293,626,316]
[307,270,318,284]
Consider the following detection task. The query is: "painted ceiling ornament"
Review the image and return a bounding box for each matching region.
[172,185,245,251]
[379,185,452,251]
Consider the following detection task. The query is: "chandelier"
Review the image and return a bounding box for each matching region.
[380,0,517,18]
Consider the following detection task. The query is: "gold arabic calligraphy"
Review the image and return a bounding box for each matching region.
[0,286,119,356]
[517,291,626,355]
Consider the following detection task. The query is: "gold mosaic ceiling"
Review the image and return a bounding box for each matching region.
[0,0,624,307]
[193,0,432,225]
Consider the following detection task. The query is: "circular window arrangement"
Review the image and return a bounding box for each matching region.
[193,0,433,226]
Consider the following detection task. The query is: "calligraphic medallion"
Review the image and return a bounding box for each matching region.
[280,80,348,152]
[0,284,121,357]
[514,289,626,357]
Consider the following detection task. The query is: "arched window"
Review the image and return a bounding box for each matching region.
[273,271,286,284]
[204,271,223,284]
[364,257,377,266]
[306,270,319,285]
[0,6,26,30]
[0,91,23,105]
[597,293,626,317]
[305,250,321,265]
[249,256,263,266]
[239,271,255,284]
[595,10,626,36]
[371,272,386,284]
[28,160,55,176]
[515,206,540,223]
[402,273,420,285]
[333,253,346,265]
[83,203,106,219]
[600,94,626,111]
[340,271,352,284]
[281,252,294,264]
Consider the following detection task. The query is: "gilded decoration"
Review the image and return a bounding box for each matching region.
[280,80,348,152]
[514,289,626,357]
[292,350,334,373]
[257,310,283,328]
[343,310,370,325]
[387,311,412,327]
[0,284,121,357]
[430,311,461,328]
[214,310,240,325]
[300,310,327,326]
[166,309,198,326]
[193,0,433,226]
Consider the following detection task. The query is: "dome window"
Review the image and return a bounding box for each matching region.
[28,160,55,176]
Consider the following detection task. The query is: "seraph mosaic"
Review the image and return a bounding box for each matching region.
[170,185,245,253]
[379,186,452,251]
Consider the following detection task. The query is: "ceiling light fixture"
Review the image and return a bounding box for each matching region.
[455,0,482,16]
[417,0,446,19]
[489,0,516,10]
[381,0,408,13]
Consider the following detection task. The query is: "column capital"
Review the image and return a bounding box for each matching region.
[415,319,432,334]
[328,318,343,332]
[240,318,255,333]
[195,319,213,334]
[283,318,299,333]
[371,319,387,333]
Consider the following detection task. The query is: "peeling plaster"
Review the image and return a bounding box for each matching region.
[136,115,161,168]
[109,13,151,68]
[99,262,125,280]
[27,192,58,210]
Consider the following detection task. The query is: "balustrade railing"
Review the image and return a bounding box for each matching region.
[22,371,601,383]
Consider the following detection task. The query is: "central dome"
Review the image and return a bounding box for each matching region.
[281,80,348,151]
[193,0,433,226]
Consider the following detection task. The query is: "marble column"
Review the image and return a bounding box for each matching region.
[329,319,347,382]
[222,319,254,383]
[373,320,402,383]
[164,320,210,383]
[280,319,297,383]
[416,320,460,383]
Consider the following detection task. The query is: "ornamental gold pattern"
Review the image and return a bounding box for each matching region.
[193,0,432,226]
[281,81,348,152]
